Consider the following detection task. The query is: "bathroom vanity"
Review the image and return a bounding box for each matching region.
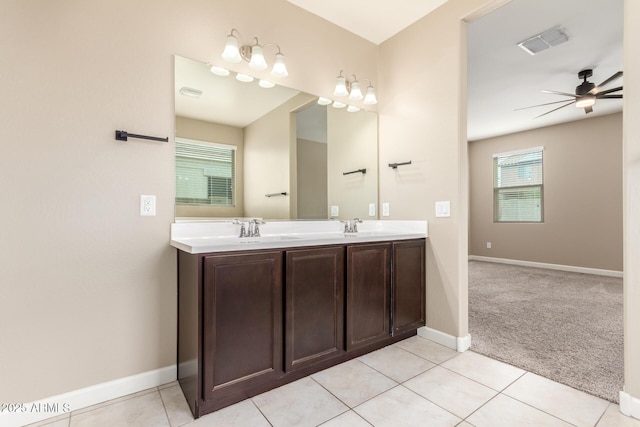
[171,220,427,418]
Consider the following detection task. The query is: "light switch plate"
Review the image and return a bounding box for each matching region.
[330,205,339,217]
[368,203,376,217]
[382,202,390,217]
[435,201,450,218]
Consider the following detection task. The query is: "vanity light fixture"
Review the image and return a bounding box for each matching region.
[210,65,230,76]
[332,101,347,109]
[221,29,289,78]
[317,97,332,106]
[235,73,254,83]
[333,71,378,105]
[258,79,275,88]
[347,105,360,113]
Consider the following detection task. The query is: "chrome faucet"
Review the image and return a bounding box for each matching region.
[234,218,265,237]
[342,218,363,233]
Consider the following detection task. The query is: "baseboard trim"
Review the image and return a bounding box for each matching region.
[468,255,623,278]
[0,365,176,427]
[417,326,471,352]
[620,390,640,420]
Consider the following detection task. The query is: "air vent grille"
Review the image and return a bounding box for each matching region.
[517,26,570,55]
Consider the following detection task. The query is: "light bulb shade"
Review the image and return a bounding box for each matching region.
[258,79,275,88]
[271,53,288,77]
[317,97,332,105]
[349,81,363,100]
[248,45,268,70]
[334,75,349,97]
[575,95,595,108]
[235,73,254,83]
[210,65,230,76]
[347,105,360,113]
[332,101,347,108]
[221,34,242,63]
[363,85,378,105]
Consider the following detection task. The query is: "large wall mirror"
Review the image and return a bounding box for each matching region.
[174,55,378,220]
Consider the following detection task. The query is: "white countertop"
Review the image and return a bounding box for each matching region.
[170,220,428,254]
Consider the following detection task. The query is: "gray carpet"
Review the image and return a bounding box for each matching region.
[468,260,623,403]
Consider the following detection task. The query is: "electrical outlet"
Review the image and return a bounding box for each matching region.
[368,203,376,217]
[435,201,451,218]
[382,202,390,217]
[487,242,492,249]
[330,205,339,217]
[140,195,156,216]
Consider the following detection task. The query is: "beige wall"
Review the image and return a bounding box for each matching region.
[623,0,640,399]
[0,0,376,403]
[469,113,623,271]
[297,139,328,219]
[175,116,244,218]
[243,93,315,219]
[327,108,378,220]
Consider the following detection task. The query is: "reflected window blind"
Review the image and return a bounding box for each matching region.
[175,139,236,206]
[493,147,543,223]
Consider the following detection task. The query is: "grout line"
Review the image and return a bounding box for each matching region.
[249,399,274,427]
[157,386,174,427]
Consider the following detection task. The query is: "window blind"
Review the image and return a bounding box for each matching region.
[175,139,236,206]
[493,147,543,222]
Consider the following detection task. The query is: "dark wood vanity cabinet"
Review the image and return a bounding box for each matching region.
[285,246,345,371]
[345,243,391,351]
[201,251,283,404]
[392,239,426,335]
[177,238,425,418]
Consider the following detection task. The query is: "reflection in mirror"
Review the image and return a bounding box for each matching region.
[174,55,378,220]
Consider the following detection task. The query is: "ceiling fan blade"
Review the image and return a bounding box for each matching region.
[590,71,623,94]
[541,90,579,98]
[534,100,575,119]
[584,106,593,114]
[595,86,623,96]
[514,99,578,111]
[598,94,623,99]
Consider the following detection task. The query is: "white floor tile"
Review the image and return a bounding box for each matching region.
[251,377,348,427]
[404,366,497,418]
[358,345,436,382]
[355,385,461,427]
[69,390,169,427]
[159,384,194,427]
[318,410,373,427]
[185,400,270,427]
[311,359,397,407]
[504,372,609,427]
[466,394,573,427]
[24,414,70,427]
[393,335,459,364]
[596,403,640,427]
[441,351,525,391]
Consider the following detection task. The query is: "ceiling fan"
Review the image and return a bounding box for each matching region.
[517,69,623,118]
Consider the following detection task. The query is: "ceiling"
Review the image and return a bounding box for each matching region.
[288,0,624,141]
[175,0,624,140]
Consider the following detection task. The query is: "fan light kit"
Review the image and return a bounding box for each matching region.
[516,69,623,118]
[221,29,288,78]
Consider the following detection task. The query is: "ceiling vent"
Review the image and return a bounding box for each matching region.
[517,26,571,55]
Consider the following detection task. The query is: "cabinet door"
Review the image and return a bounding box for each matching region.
[392,240,426,335]
[285,246,345,371]
[202,251,283,402]
[346,243,391,351]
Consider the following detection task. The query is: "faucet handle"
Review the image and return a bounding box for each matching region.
[352,218,362,232]
[238,223,247,238]
[250,218,265,237]
[340,220,351,233]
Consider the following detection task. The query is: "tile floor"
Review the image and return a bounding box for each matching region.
[27,336,640,427]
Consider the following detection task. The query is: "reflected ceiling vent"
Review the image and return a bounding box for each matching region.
[517,26,571,55]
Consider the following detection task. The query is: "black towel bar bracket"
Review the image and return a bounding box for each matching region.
[265,192,288,197]
[389,161,412,169]
[115,130,169,143]
[343,168,367,175]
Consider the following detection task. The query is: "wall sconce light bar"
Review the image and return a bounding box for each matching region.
[333,71,377,105]
[221,29,288,78]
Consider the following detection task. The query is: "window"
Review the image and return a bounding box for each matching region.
[493,146,543,223]
[175,138,236,206]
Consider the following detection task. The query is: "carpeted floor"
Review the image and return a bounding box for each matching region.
[468,260,624,403]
